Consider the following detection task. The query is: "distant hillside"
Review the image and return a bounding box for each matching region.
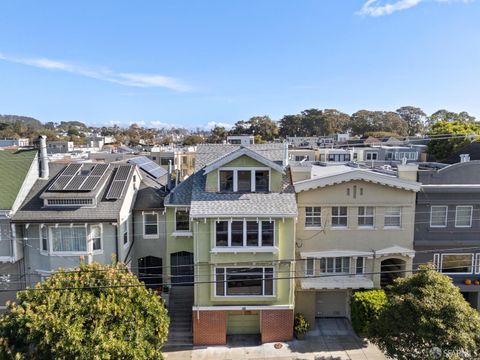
[0,115,43,128]
[59,121,87,129]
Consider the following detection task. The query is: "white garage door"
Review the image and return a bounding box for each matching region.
[315,291,348,317]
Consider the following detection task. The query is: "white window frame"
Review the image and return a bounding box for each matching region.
[214,266,275,297]
[217,167,271,193]
[305,258,315,276]
[305,207,322,229]
[355,257,365,274]
[430,206,448,228]
[90,224,103,254]
[384,207,402,229]
[174,209,191,232]
[39,225,48,254]
[123,220,129,248]
[433,253,441,271]
[365,152,378,161]
[331,206,348,228]
[319,257,350,274]
[358,206,375,228]
[455,205,473,228]
[143,212,159,238]
[214,219,276,248]
[49,225,89,255]
[475,254,480,274]
[440,253,474,275]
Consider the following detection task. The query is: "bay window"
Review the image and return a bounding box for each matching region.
[91,225,102,251]
[218,168,270,193]
[440,254,473,274]
[319,257,350,274]
[306,258,314,276]
[214,219,275,247]
[51,227,87,252]
[215,267,274,296]
[331,207,347,228]
[40,226,48,252]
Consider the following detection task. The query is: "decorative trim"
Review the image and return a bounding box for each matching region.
[192,305,294,311]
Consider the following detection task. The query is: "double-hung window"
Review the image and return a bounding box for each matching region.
[175,210,190,232]
[331,207,347,228]
[51,227,87,253]
[91,225,102,251]
[356,257,365,274]
[144,213,158,236]
[215,220,275,247]
[306,258,315,276]
[218,169,270,193]
[40,226,48,252]
[319,257,350,273]
[358,207,374,227]
[305,207,321,228]
[384,207,401,228]
[430,206,448,228]
[455,206,473,228]
[123,221,129,246]
[215,267,274,296]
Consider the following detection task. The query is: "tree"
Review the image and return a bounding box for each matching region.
[0,262,169,359]
[429,109,476,126]
[350,110,408,136]
[427,120,480,161]
[183,134,205,146]
[279,114,306,137]
[396,106,427,136]
[247,116,279,142]
[321,109,351,135]
[369,265,480,360]
[208,125,228,143]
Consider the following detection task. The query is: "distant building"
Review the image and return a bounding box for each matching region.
[227,135,254,146]
[0,138,30,148]
[149,146,196,180]
[47,140,74,154]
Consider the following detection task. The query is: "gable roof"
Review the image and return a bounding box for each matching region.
[0,149,38,210]
[203,147,285,175]
[294,165,420,192]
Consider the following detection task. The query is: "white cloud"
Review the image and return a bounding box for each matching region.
[204,121,233,130]
[0,52,190,91]
[356,0,472,16]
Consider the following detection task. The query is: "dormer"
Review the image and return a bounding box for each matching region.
[202,147,285,193]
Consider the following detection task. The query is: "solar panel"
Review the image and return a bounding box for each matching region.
[80,176,102,191]
[48,175,73,191]
[105,165,132,199]
[90,163,109,176]
[63,175,88,191]
[62,163,82,176]
[128,156,167,179]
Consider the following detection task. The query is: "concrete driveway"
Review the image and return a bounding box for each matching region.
[163,319,386,360]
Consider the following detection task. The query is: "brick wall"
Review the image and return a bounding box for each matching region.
[261,309,294,343]
[192,310,226,345]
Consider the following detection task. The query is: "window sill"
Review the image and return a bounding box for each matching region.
[357,226,375,230]
[214,295,276,298]
[172,231,193,237]
[304,226,323,231]
[330,227,348,230]
[383,227,402,230]
[143,234,159,239]
[211,246,278,254]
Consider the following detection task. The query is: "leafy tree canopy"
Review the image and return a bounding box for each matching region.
[429,109,476,125]
[0,262,169,360]
[369,265,480,360]
[350,110,408,137]
[396,106,427,136]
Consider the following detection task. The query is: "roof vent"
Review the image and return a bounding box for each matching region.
[460,154,470,163]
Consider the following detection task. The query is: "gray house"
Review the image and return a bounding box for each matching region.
[11,159,140,287]
[414,160,480,310]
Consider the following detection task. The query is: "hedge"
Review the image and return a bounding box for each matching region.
[351,289,387,336]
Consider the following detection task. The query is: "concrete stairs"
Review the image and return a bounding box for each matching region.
[166,286,194,347]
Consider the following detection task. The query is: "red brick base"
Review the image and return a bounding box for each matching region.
[261,309,294,343]
[192,310,226,345]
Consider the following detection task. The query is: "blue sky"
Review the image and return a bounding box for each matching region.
[0,0,478,129]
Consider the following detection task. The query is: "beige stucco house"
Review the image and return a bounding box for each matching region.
[292,163,420,326]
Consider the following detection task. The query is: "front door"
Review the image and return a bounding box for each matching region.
[170,251,194,286]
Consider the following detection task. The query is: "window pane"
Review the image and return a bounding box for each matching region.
[320,258,326,273]
[216,221,229,246]
[335,257,342,272]
[92,226,101,251]
[264,268,273,295]
[41,227,48,251]
[342,257,350,273]
[327,258,334,272]
[231,221,244,246]
[384,207,401,227]
[431,206,447,227]
[246,221,259,246]
[175,210,190,231]
[261,221,274,246]
[358,206,374,227]
[456,206,472,227]
[52,227,87,252]
[255,170,269,192]
[144,214,158,235]
[219,170,234,192]
[441,254,472,273]
[306,258,314,275]
[216,268,225,296]
[356,258,364,274]
[226,268,263,295]
[237,171,252,192]
[332,207,347,227]
[305,207,321,227]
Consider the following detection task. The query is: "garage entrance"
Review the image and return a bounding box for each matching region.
[226,311,260,335]
[315,291,348,318]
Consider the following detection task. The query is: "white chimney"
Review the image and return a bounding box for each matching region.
[39,135,49,179]
[283,141,289,167]
[460,154,470,163]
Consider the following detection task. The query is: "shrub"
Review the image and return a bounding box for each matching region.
[294,313,310,335]
[351,289,387,336]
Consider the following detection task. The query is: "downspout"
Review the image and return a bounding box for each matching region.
[124,213,135,264]
[114,223,119,263]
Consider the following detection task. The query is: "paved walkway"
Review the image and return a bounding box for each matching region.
[163,319,386,360]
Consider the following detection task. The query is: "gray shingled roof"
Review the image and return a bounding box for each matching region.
[133,171,166,210]
[12,163,134,223]
[165,143,297,217]
[195,143,285,171]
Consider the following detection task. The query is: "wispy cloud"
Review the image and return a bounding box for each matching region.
[0,53,190,91]
[356,0,472,17]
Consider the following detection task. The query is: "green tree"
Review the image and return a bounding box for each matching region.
[321,109,351,135]
[350,110,408,136]
[396,106,427,136]
[207,125,228,143]
[429,109,476,126]
[247,116,279,141]
[369,265,480,360]
[427,120,480,161]
[183,134,205,146]
[0,262,169,360]
[279,114,306,137]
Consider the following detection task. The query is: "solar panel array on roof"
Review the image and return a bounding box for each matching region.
[128,156,167,179]
[48,163,110,192]
[106,165,132,200]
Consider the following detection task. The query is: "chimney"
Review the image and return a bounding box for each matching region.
[460,154,470,163]
[283,141,289,167]
[39,135,49,179]
[397,164,418,181]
